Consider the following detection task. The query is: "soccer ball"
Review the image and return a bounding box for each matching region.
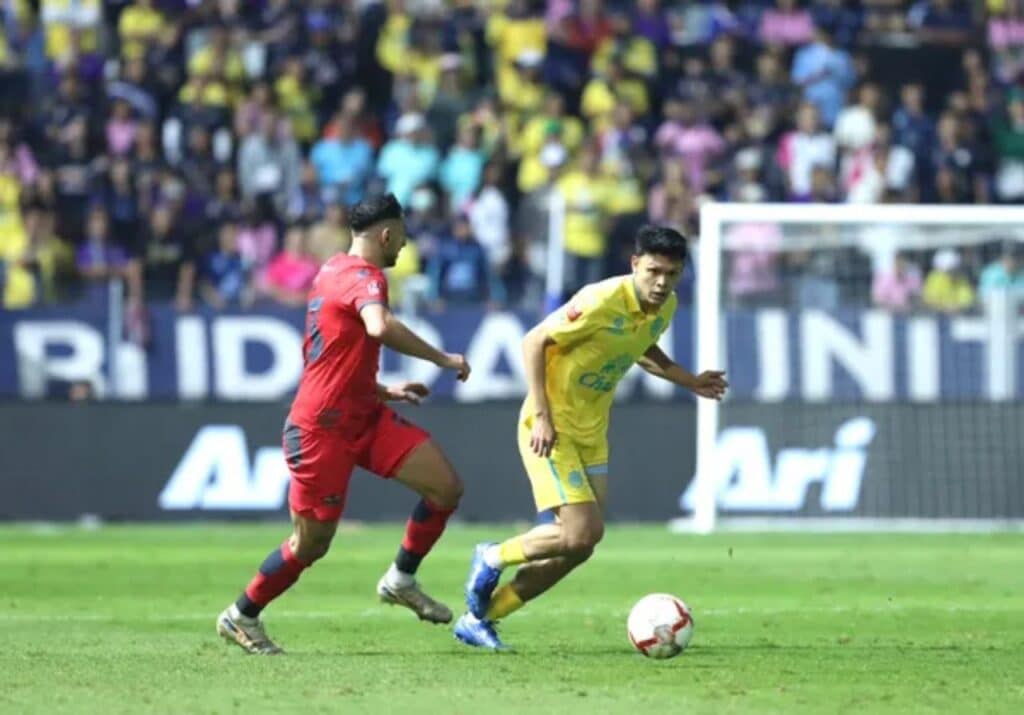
[626,593,694,659]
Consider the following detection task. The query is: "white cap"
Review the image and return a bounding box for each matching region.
[410,187,436,212]
[516,49,544,68]
[440,53,463,71]
[735,148,761,172]
[737,183,765,203]
[395,113,425,135]
[933,248,960,272]
[540,143,567,168]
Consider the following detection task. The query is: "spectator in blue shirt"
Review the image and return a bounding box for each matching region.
[377,113,440,206]
[309,114,373,205]
[892,83,936,160]
[791,26,855,128]
[200,222,250,309]
[979,247,1024,299]
[440,123,485,213]
[428,214,506,308]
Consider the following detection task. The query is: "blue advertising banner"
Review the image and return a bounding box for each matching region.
[1,302,1022,402]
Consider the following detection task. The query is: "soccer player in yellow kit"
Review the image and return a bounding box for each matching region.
[455,225,728,649]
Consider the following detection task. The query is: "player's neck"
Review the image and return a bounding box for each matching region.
[348,240,385,268]
[631,278,660,314]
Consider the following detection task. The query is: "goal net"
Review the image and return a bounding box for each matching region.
[681,203,1024,533]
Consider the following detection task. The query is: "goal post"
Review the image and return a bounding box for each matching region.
[681,202,1024,534]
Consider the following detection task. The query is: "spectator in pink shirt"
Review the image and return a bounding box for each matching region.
[106,100,138,156]
[654,97,725,192]
[759,0,816,47]
[872,252,922,312]
[259,226,320,307]
[236,204,278,275]
[988,0,1024,84]
[726,184,784,306]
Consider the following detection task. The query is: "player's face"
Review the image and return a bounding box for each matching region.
[381,221,408,267]
[631,253,684,308]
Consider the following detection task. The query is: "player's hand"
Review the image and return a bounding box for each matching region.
[440,353,471,382]
[690,370,728,400]
[530,412,556,458]
[384,382,430,405]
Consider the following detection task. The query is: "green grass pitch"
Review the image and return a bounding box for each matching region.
[1,524,1022,714]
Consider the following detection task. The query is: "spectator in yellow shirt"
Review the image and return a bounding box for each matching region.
[591,7,657,79]
[1,198,71,309]
[518,123,568,194]
[275,57,319,144]
[517,91,584,159]
[557,145,612,294]
[41,0,101,62]
[375,1,413,76]
[487,0,547,106]
[188,26,245,87]
[581,56,649,132]
[500,49,546,141]
[118,0,165,61]
[923,249,975,313]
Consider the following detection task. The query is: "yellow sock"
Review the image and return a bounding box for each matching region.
[486,584,525,620]
[497,537,528,567]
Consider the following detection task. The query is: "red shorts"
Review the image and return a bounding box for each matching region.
[283,405,430,521]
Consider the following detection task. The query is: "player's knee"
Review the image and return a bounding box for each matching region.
[290,532,332,563]
[561,522,603,559]
[428,471,463,509]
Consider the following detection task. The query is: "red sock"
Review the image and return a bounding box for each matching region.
[236,540,309,616]
[394,499,456,575]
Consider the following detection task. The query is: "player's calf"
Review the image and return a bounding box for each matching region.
[375,440,462,620]
[229,514,335,624]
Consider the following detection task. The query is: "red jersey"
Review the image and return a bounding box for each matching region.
[288,253,389,431]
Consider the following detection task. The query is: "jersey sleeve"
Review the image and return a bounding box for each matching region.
[345,268,390,313]
[545,285,607,346]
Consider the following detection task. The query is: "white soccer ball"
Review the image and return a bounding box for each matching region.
[627,593,694,659]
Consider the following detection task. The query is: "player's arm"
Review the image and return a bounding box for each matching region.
[361,303,470,381]
[376,381,430,404]
[523,288,604,457]
[522,322,558,456]
[638,345,728,400]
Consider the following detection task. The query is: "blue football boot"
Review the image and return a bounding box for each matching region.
[464,542,502,618]
[454,612,508,651]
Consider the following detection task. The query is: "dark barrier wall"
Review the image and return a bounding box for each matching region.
[685,404,1024,520]
[3,403,1022,522]
[0,403,696,522]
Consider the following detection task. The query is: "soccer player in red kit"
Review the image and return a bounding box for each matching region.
[217,194,471,654]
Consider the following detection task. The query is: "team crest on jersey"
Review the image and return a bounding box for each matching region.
[566,304,582,322]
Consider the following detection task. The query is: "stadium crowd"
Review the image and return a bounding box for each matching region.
[1,0,1024,337]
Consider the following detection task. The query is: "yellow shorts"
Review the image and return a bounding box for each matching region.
[518,415,608,511]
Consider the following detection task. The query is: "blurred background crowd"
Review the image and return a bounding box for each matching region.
[2,0,1024,339]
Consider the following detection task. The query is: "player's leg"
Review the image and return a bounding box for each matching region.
[217,422,349,654]
[366,408,461,623]
[217,510,339,654]
[487,474,608,619]
[457,434,603,649]
[466,429,602,613]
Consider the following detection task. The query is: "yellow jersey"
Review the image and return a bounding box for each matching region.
[522,275,676,441]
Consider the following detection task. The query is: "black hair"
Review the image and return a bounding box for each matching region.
[634,225,689,263]
[348,193,404,232]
